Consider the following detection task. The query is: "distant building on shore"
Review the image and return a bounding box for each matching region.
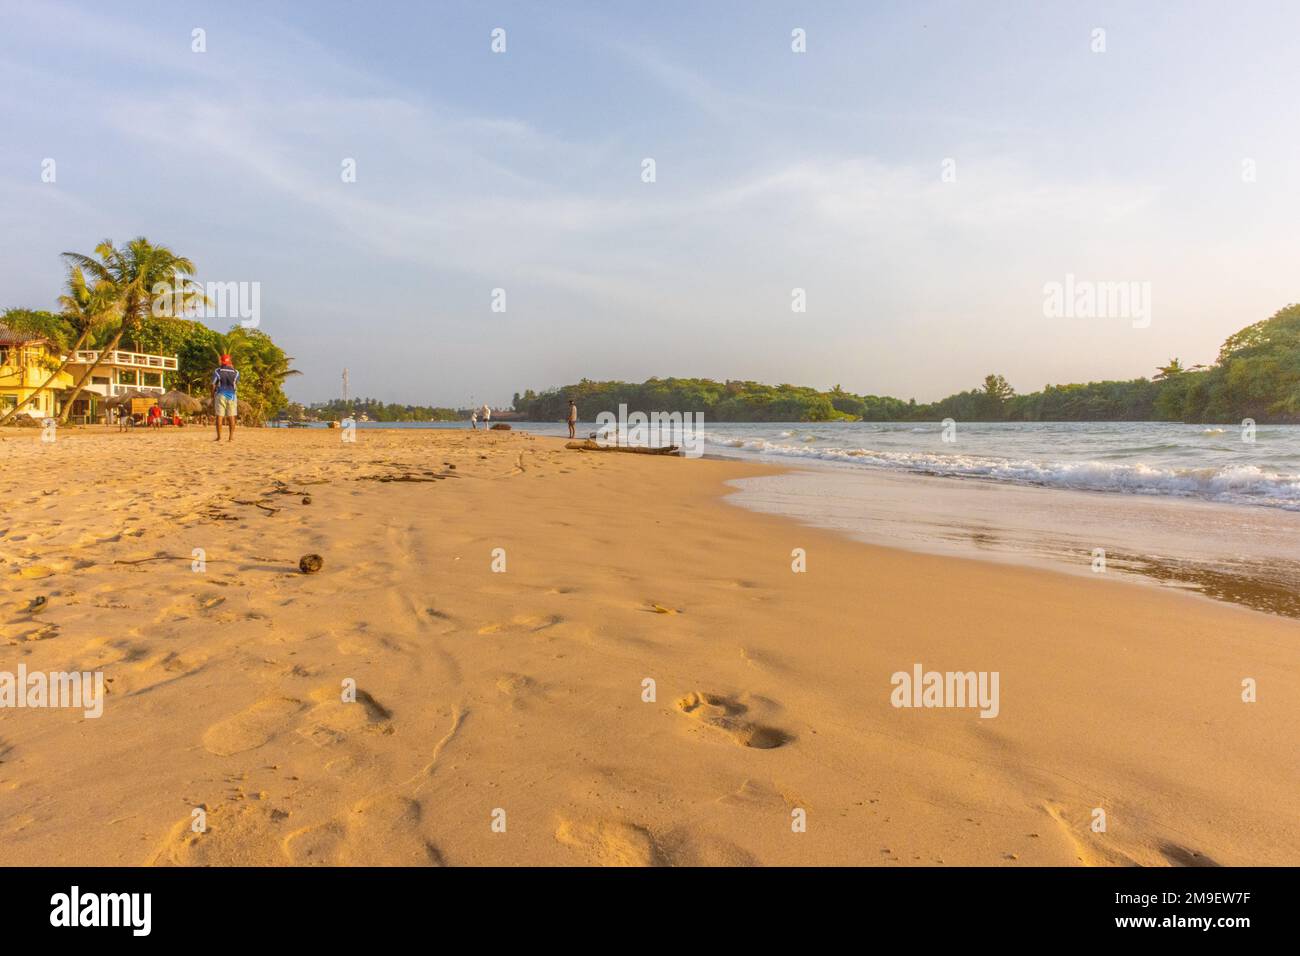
[0,324,73,419]
[62,347,178,423]
[1,327,179,423]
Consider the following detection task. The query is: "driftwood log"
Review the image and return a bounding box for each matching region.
[564,440,679,456]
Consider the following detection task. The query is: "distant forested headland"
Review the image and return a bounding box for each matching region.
[304,398,461,422]
[513,305,1300,424]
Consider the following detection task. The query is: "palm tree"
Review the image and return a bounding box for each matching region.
[0,269,122,424]
[1154,358,1185,380]
[57,237,205,423]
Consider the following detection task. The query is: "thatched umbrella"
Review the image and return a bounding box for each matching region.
[159,389,202,413]
[103,388,147,408]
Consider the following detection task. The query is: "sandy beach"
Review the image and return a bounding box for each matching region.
[1,427,1297,867]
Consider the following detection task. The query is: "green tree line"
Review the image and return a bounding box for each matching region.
[513,305,1300,424]
[306,398,462,422]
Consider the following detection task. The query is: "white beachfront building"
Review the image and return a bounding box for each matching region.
[63,347,178,423]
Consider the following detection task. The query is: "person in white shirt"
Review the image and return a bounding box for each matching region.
[481,404,491,427]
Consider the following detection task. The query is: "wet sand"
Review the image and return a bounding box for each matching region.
[727,466,1300,618]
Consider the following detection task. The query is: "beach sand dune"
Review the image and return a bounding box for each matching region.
[0,428,1296,866]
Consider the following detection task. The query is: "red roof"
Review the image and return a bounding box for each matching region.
[0,323,54,347]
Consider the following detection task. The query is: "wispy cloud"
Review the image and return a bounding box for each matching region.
[2,1,1296,404]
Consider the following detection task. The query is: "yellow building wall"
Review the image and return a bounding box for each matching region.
[0,345,74,417]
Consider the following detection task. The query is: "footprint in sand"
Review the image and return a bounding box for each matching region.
[1038,801,1220,867]
[15,623,59,642]
[676,691,791,750]
[354,689,393,721]
[282,793,443,866]
[340,795,443,865]
[202,697,306,756]
[476,614,562,636]
[113,650,207,695]
[495,673,546,709]
[149,802,290,866]
[279,813,345,863]
[297,685,393,747]
[1158,842,1221,867]
[718,778,794,810]
[554,818,667,866]
[655,829,759,866]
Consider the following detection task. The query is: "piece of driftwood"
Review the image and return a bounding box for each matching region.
[269,479,312,496]
[564,440,679,455]
[232,498,281,514]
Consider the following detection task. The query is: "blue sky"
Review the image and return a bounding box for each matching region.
[1,0,1296,406]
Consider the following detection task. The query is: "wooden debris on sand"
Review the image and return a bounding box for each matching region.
[356,471,449,482]
[232,498,281,514]
[113,552,185,566]
[564,440,680,456]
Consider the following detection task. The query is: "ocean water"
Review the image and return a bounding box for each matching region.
[701,421,1300,511]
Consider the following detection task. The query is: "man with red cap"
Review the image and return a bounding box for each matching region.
[211,353,240,442]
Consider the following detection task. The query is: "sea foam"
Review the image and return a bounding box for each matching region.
[703,434,1300,509]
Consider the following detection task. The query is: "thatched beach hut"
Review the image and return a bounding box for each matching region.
[159,389,203,413]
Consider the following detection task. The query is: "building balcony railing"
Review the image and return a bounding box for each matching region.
[69,350,178,370]
[108,383,166,396]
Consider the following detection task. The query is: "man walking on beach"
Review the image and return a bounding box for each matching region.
[212,354,239,442]
[481,403,491,428]
[568,399,577,439]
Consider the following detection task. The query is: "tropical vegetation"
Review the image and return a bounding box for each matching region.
[306,398,462,422]
[1,237,298,425]
[513,305,1300,424]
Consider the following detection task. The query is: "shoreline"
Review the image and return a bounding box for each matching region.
[724,465,1300,620]
[1,429,1297,866]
